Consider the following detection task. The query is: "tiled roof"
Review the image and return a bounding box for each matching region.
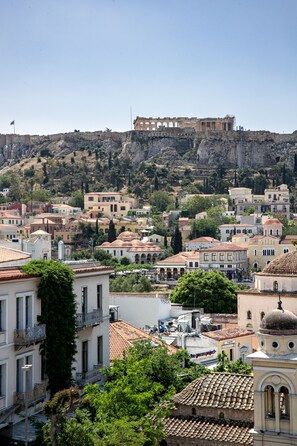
[0,248,31,263]
[172,373,254,410]
[110,320,176,361]
[261,250,297,275]
[263,218,282,225]
[157,252,193,265]
[188,237,220,243]
[203,328,254,341]
[164,415,253,445]
[200,243,247,252]
[0,268,39,281]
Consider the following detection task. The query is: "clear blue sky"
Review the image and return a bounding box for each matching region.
[1,0,296,135]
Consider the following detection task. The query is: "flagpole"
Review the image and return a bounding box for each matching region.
[14,121,15,134]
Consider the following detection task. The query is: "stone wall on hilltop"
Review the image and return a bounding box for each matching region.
[0,128,297,171]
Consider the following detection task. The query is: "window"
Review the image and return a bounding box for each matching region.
[82,341,88,373]
[97,336,103,365]
[16,293,33,330]
[211,253,216,261]
[204,254,209,261]
[284,248,289,254]
[88,196,94,201]
[195,262,199,267]
[97,285,102,309]
[0,299,6,332]
[254,250,257,256]
[81,287,88,315]
[226,229,229,234]
[280,387,290,419]
[247,310,252,320]
[263,249,275,256]
[227,254,232,261]
[0,363,5,397]
[120,206,126,211]
[189,262,193,267]
[260,312,265,320]
[265,385,275,418]
[16,355,33,393]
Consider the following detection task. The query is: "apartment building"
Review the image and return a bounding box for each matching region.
[84,192,137,218]
[0,262,112,428]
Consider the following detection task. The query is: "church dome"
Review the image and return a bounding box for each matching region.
[117,231,137,240]
[262,250,297,275]
[260,302,297,335]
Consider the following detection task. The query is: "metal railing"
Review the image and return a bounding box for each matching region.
[76,364,102,386]
[76,309,103,329]
[14,382,47,407]
[14,324,46,346]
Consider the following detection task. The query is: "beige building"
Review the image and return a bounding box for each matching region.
[237,251,297,333]
[99,231,163,264]
[163,303,297,445]
[247,235,294,270]
[199,243,248,276]
[84,192,137,218]
[249,304,297,445]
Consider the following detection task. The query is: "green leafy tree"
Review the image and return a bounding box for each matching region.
[68,191,84,209]
[110,274,152,292]
[170,270,237,313]
[107,220,117,242]
[149,191,175,213]
[22,260,77,397]
[213,353,252,374]
[120,256,130,265]
[43,342,207,446]
[190,217,218,239]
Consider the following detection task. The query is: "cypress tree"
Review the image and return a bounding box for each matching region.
[108,220,117,242]
[172,226,182,254]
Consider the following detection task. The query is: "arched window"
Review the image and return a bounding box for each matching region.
[279,386,290,419]
[192,407,196,416]
[273,281,278,292]
[260,312,265,320]
[265,385,275,418]
[247,310,252,320]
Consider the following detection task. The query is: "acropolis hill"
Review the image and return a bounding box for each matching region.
[1,118,297,172]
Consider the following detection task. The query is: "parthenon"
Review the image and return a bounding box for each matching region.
[133,115,235,132]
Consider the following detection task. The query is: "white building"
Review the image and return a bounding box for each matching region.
[0,261,112,429]
[185,236,220,251]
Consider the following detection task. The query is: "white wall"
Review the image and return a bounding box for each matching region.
[110,292,171,329]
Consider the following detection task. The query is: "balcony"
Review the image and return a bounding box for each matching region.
[76,364,102,387]
[76,309,103,329]
[14,324,46,347]
[0,331,6,345]
[14,382,47,407]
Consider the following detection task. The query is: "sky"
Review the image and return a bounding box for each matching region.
[0,0,296,136]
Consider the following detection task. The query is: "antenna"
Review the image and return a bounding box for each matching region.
[130,106,132,130]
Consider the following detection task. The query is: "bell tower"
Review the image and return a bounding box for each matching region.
[249,300,297,445]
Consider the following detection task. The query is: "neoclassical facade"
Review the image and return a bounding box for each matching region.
[99,231,163,264]
[238,251,297,333]
[133,115,235,131]
[250,303,297,445]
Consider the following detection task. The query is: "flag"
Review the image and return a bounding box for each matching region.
[10,120,14,125]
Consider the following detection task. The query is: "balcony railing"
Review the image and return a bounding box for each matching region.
[76,364,102,387]
[14,382,47,407]
[76,309,103,329]
[14,324,46,347]
[0,331,6,345]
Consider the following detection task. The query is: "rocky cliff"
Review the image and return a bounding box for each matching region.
[1,128,297,171]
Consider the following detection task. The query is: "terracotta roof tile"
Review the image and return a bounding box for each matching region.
[0,248,31,263]
[172,373,254,411]
[200,243,247,252]
[110,320,176,361]
[164,415,253,444]
[203,328,254,341]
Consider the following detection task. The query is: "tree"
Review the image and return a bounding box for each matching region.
[213,353,252,374]
[42,342,206,446]
[149,191,175,213]
[110,274,152,292]
[171,226,183,254]
[107,220,117,242]
[180,195,223,219]
[190,218,218,239]
[21,260,77,397]
[68,191,84,209]
[170,270,237,313]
